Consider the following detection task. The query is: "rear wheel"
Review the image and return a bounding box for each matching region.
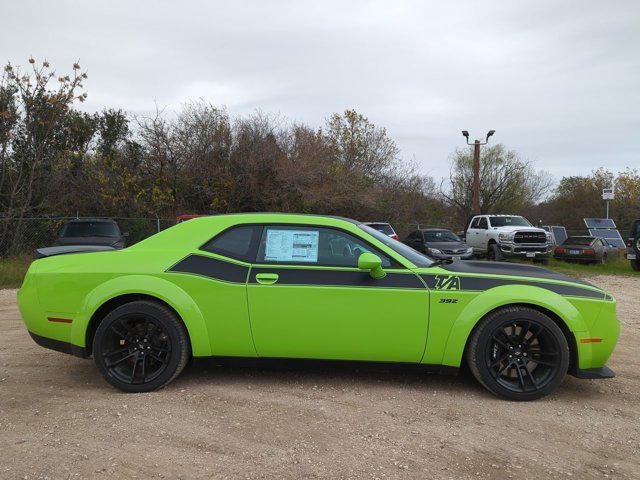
[93,301,190,393]
[631,259,640,271]
[466,306,569,401]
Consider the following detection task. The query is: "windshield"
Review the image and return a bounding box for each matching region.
[60,221,119,238]
[564,237,594,246]
[488,216,532,227]
[359,225,434,267]
[424,230,460,242]
[367,223,395,235]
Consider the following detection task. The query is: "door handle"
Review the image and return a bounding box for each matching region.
[255,273,279,285]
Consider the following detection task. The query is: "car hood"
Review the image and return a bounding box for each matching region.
[491,226,545,233]
[425,241,470,250]
[55,236,119,246]
[431,260,595,287]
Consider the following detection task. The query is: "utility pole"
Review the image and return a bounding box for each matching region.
[462,130,495,214]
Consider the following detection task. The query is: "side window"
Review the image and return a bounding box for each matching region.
[201,225,261,262]
[478,217,488,229]
[469,217,479,229]
[256,225,392,268]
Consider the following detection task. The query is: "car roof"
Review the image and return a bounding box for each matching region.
[219,212,362,225]
[66,218,116,223]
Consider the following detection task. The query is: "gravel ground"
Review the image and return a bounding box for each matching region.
[1,275,639,479]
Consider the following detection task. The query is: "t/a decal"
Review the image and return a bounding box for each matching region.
[434,275,461,290]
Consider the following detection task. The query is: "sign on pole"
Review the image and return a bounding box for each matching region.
[602,188,614,200]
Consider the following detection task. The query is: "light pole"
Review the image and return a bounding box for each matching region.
[462,130,495,214]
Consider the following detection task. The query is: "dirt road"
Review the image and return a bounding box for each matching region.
[1,275,639,479]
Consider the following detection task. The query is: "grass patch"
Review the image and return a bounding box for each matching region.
[543,255,637,278]
[0,255,34,289]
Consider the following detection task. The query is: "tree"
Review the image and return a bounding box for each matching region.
[443,144,552,226]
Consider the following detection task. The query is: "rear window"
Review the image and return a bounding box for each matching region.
[60,221,119,237]
[367,223,395,235]
[488,216,532,227]
[201,225,262,262]
[424,230,460,242]
[563,237,594,246]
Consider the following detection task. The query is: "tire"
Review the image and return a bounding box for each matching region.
[93,300,190,393]
[466,306,569,401]
[631,259,640,271]
[487,243,503,261]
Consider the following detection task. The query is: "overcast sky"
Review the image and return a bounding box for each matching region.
[2,0,639,181]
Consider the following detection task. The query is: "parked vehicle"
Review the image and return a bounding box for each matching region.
[465,215,553,263]
[18,213,619,400]
[363,222,398,240]
[626,219,640,271]
[54,218,127,249]
[404,228,473,260]
[176,214,209,224]
[554,236,615,264]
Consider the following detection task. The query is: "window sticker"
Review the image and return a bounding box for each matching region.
[264,229,319,262]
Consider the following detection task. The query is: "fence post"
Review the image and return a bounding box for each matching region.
[156,215,160,233]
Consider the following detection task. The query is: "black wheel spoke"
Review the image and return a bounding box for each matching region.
[524,365,540,390]
[130,356,140,383]
[515,364,527,391]
[103,347,131,359]
[529,358,559,367]
[106,351,137,367]
[490,353,509,368]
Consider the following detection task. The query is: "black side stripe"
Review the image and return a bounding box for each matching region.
[168,254,249,283]
[421,274,605,299]
[250,267,425,289]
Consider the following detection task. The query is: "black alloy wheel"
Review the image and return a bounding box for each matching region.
[93,301,190,392]
[467,306,569,401]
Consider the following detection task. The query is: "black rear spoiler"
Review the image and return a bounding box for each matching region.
[35,245,116,259]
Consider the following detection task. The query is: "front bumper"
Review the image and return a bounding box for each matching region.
[498,241,553,258]
[430,252,474,260]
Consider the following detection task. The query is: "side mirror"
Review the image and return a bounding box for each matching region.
[358,252,386,279]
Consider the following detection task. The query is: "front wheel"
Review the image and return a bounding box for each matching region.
[93,301,190,393]
[466,306,569,401]
[487,243,503,261]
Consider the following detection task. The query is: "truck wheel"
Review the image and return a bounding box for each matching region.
[487,243,503,261]
[631,259,640,271]
[466,306,569,401]
[93,301,191,393]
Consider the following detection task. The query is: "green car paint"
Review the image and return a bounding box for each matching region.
[17,213,619,377]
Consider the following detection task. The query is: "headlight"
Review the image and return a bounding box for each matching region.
[545,232,552,242]
[466,247,473,254]
[428,248,442,254]
[498,233,513,241]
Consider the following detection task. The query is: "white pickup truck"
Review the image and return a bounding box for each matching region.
[465,214,553,263]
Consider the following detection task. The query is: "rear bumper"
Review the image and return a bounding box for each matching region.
[571,365,615,379]
[28,331,88,358]
[554,254,597,262]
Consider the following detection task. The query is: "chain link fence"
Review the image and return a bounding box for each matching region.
[0,216,175,258]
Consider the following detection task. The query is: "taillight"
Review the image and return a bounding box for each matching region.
[391,234,399,240]
[584,249,595,255]
[627,239,633,248]
[555,247,565,254]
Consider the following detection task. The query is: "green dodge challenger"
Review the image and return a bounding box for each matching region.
[18,213,619,400]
